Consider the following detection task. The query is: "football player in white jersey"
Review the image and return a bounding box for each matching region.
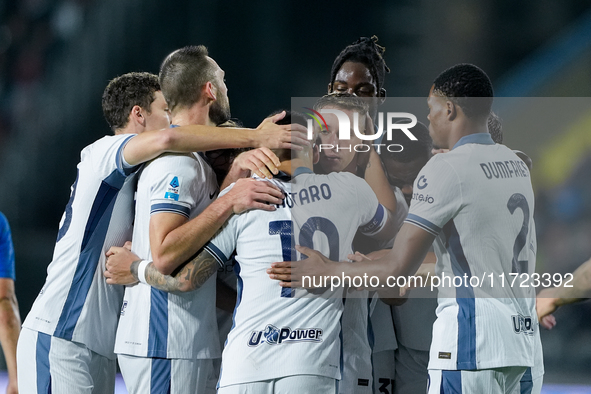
[112,46,290,394]
[270,64,542,394]
[105,108,398,393]
[17,68,306,394]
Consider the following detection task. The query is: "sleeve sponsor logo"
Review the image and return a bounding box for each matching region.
[165,176,180,201]
[412,193,434,204]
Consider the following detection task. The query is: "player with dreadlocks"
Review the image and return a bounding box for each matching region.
[328,35,389,121]
[321,37,399,394]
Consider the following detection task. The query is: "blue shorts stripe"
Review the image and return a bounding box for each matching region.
[150,358,171,393]
[520,367,533,394]
[147,288,169,358]
[54,169,126,340]
[441,370,462,393]
[36,332,52,394]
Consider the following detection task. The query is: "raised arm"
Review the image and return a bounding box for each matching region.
[123,111,309,166]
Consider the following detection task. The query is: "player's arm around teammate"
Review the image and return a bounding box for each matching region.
[122,110,309,180]
[105,176,282,290]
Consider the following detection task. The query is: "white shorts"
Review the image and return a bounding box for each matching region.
[519,367,543,394]
[17,327,116,394]
[118,354,216,394]
[218,375,337,394]
[372,350,395,394]
[427,367,527,394]
[339,354,373,394]
[393,344,429,394]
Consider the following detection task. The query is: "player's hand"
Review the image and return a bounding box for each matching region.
[536,288,560,327]
[224,178,284,214]
[267,245,336,288]
[233,148,280,179]
[104,247,140,285]
[123,241,132,251]
[6,378,17,394]
[254,111,310,151]
[540,314,557,330]
[347,251,371,263]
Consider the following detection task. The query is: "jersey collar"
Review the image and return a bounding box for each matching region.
[452,132,495,150]
[293,166,313,178]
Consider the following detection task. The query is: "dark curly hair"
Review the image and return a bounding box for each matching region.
[432,63,493,119]
[488,111,503,144]
[102,72,160,132]
[329,36,390,96]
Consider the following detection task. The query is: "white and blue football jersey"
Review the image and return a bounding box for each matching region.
[206,168,387,388]
[114,152,221,360]
[405,133,539,370]
[23,134,139,359]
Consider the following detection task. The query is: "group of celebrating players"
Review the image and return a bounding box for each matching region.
[13,36,546,394]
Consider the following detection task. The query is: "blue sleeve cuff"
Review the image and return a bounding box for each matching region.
[405,213,441,236]
[150,203,191,218]
[204,242,229,268]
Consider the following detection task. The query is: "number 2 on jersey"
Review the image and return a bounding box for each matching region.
[507,193,530,274]
[269,217,339,298]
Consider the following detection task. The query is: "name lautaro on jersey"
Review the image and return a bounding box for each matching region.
[274,184,332,209]
[248,324,323,347]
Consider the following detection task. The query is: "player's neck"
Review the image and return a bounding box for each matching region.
[171,104,215,127]
[447,118,488,149]
[277,158,312,176]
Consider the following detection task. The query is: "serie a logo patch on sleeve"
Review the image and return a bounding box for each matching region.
[164,176,181,201]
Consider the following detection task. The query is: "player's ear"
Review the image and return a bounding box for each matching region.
[205,81,217,101]
[312,137,320,165]
[327,82,332,94]
[130,105,145,127]
[378,88,386,105]
[446,100,457,121]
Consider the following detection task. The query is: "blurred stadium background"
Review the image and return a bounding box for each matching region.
[0,0,590,391]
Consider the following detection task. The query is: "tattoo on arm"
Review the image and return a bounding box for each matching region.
[144,250,219,293]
